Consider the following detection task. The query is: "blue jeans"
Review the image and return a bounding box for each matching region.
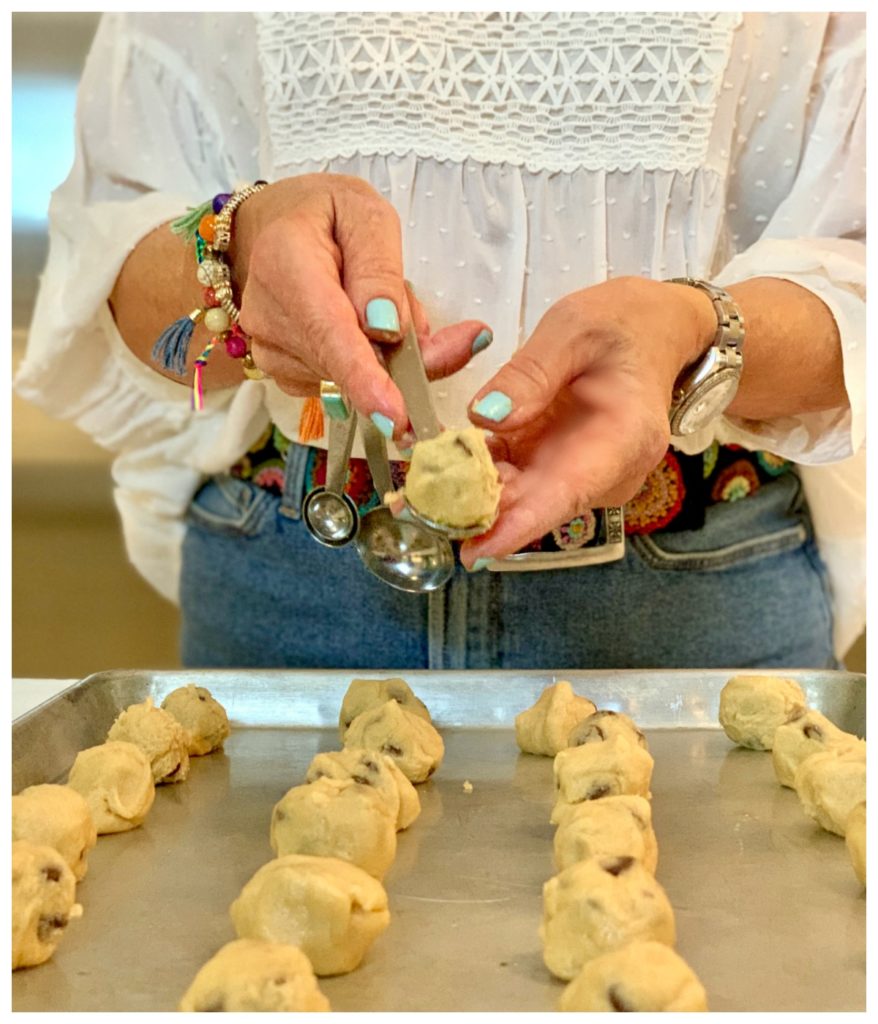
[180,448,835,670]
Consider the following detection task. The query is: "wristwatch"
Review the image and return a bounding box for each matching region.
[666,278,745,437]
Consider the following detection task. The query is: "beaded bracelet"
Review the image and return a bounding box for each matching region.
[151,182,267,410]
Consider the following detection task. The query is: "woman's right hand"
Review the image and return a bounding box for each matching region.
[230,174,492,439]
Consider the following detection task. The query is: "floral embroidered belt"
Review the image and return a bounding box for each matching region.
[230,424,794,555]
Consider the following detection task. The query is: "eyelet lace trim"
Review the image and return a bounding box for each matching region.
[257,11,741,174]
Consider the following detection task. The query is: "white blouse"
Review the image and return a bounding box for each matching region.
[15,12,866,657]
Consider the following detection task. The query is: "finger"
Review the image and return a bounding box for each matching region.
[467,300,597,431]
[333,186,412,344]
[422,321,494,380]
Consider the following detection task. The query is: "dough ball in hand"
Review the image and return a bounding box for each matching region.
[107,698,190,784]
[553,735,654,814]
[516,682,598,757]
[567,709,648,751]
[306,748,421,830]
[66,741,156,834]
[771,709,859,788]
[161,684,230,756]
[718,674,806,750]
[845,802,866,887]
[553,795,658,874]
[12,784,97,881]
[558,941,708,1012]
[402,427,500,530]
[178,939,330,1012]
[230,854,390,976]
[270,778,397,880]
[344,699,444,783]
[12,841,83,970]
[541,855,676,981]
[794,742,866,836]
[338,677,431,740]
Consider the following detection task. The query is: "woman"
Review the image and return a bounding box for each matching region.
[16,12,866,669]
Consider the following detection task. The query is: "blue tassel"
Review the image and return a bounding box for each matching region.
[151,313,199,376]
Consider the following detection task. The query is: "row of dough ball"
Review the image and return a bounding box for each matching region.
[719,675,866,885]
[179,677,442,1012]
[11,685,230,971]
[515,682,708,1011]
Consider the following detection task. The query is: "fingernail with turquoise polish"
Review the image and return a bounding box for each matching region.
[467,557,492,573]
[365,298,400,334]
[472,390,513,422]
[371,412,395,438]
[471,329,493,355]
[398,447,413,459]
[321,393,349,421]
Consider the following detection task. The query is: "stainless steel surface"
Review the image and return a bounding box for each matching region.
[12,670,866,1012]
[357,417,455,593]
[403,499,498,540]
[383,324,442,441]
[302,412,359,547]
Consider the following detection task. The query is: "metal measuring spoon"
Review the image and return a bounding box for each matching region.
[302,403,359,548]
[355,416,455,592]
[383,325,498,539]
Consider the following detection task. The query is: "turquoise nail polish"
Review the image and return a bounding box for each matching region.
[472,390,513,422]
[398,447,413,459]
[471,329,493,355]
[365,298,400,334]
[371,412,395,438]
[321,393,349,421]
[467,557,492,573]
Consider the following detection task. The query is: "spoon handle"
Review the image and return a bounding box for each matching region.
[360,416,395,499]
[383,324,442,441]
[325,406,357,495]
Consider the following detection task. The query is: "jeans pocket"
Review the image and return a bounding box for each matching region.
[630,522,809,571]
[186,475,277,538]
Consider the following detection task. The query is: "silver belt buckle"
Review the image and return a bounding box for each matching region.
[487,507,626,572]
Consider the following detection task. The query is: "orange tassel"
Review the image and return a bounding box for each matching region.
[298,396,325,443]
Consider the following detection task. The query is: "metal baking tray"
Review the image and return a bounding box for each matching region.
[11,669,866,1012]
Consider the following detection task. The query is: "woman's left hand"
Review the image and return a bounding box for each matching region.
[460,276,716,567]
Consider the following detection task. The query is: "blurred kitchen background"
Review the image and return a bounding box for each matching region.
[11,12,866,680]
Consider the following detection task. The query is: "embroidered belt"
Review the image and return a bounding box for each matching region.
[231,425,793,556]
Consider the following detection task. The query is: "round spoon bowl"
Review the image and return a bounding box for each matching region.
[356,507,455,593]
[303,487,360,548]
[403,498,497,540]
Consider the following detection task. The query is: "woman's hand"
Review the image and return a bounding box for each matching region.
[230,174,491,438]
[459,277,716,566]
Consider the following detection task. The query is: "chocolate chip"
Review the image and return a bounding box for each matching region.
[198,695,207,702]
[454,437,473,457]
[427,764,437,777]
[586,783,612,799]
[198,996,226,1012]
[593,710,619,719]
[42,865,62,882]
[602,856,635,876]
[608,985,634,1011]
[351,775,372,786]
[37,914,68,942]
[344,719,352,730]
[309,771,326,782]
[362,760,378,772]
[803,724,824,740]
[382,744,403,757]
[273,976,287,986]
[274,809,286,822]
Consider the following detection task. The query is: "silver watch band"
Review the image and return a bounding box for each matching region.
[667,277,745,354]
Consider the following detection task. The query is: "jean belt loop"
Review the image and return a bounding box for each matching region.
[279,442,312,520]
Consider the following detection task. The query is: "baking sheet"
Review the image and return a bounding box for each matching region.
[11,669,866,1012]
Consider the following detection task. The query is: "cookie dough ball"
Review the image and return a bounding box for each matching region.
[161,684,230,756]
[66,741,156,835]
[107,698,190,784]
[344,699,444,783]
[403,427,500,530]
[794,742,866,836]
[558,941,708,1012]
[230,854,390,976]
[338,677,431,739]
[845,803,866,887]
[12,841,83,970]
[12,784,97,881]
[718,674,806,750]
[553,735,654,813]
[306,748,421,830]
[178,939,330,1012]
[270,777,397,880]
[553,795,658,874]
[771,709,859,788]
[568,709,648,751]
[516,682,598,757]
[542,855,676,981]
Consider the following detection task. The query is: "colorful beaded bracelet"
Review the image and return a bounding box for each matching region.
[151,182,267,410]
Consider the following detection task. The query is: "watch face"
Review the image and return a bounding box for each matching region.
[675,370,740,435]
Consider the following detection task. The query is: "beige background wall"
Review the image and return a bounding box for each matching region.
[11,13,865,680]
